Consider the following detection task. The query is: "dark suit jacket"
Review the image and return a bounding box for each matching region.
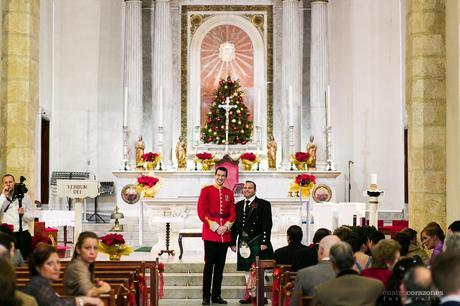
[292,244,318,271]
[274,242,308,269]
[313,270,384,306]
[231,197,273,247]
[439,301,460,306]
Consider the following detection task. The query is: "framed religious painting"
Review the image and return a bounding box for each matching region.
[121,184,140,204]
[312,184,332,203]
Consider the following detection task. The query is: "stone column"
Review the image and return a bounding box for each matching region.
[0,0,40,198]
[152,0,173,168]
[406,0,446,231]
[123,0,143,164]
[281,0,302,169]
[309,0,328,164]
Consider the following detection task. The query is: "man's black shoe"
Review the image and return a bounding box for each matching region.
[239,297,252,304]
[212,297,228,304]
[202,298,210,305]
[264,297,268,304]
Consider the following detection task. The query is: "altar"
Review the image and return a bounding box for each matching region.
[109,169,368,254]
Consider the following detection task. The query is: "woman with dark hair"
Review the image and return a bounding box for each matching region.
[420,222,445,265]
[0,257,37,306]
[63,232,111,297]
[346,231,371,273]
[23,243,102,306]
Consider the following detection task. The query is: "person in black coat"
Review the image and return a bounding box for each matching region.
[274,225,307,268]
[231,180,273,304]
[292,228,331,271]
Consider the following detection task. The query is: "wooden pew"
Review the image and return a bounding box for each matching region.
[301,296,313,306]
[279,270,296,306]
[256,256,276,306]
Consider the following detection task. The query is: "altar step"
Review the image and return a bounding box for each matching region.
[162,262,246,300]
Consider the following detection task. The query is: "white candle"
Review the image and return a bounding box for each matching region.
[371,174,377,185]
[288,85,294,126]
[256,88,261,125]
[326,85,331,127]
[159,86,163,125]
[123,87,128,126]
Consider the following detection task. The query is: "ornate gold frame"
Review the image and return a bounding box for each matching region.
[180,5,274,139]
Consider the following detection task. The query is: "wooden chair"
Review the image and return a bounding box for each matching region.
[279,271,296,306]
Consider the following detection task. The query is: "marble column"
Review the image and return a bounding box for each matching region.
[309,0,329,165]
[123,0,143,165]
[0,0,40,198]
[152,0,173,168]
[406,0,446,231]
[281,0,302,169]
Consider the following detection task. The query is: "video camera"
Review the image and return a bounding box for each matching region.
[13,176,28,200]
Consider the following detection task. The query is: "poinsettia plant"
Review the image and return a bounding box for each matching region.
[293,152,310,163]
[295,173,316,186]
[101,233,125,246]
[240,152,257,162]
[196,152,213,160]
[137,175,159,187]
[142,152,160,162]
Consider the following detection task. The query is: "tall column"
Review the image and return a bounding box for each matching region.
[0,0,40,198]
[310,0,329,165]
[152,0,173,168]
[281,0,302,169]
[123,0,143,165]
[407,0,446,231]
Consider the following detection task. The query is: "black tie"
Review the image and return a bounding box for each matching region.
[245,200,250,211]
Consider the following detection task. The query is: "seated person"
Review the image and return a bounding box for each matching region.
[366,230,385,253]
[361,239,401,288]
[346,231,371,273]
[448,220,460,234]
[292,228,331,271]
[392,232,411,258]
[400,228,429,264]
[22,243,103,306]
[290,235,340,306]
[0,224,24,266]
[0,257,37,306]
[312,241,384,306]
[63,232,111,297]
[274,225,307,268]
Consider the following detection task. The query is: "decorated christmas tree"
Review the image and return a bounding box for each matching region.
[201,76,253,145]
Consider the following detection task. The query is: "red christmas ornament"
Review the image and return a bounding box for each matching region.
[238,96,243,102]
[242,141,247,145]
[217,117,221,122]
[207,118,212,123]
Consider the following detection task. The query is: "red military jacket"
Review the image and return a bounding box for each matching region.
[197,184,236,243]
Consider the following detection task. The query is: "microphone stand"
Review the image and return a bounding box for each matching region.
[348,160,354,202]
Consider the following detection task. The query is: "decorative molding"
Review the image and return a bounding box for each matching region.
[180,5,274,142]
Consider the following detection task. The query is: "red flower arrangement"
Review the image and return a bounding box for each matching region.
[0,223,13,232]
[137,175,159,187]
[196,152,213,160]
[294,152,310,162]
[240,152,257,162]
[142,152,160,162]
[295,173,316,186]
[101,233,125,246]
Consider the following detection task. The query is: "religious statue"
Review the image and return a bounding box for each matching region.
[135,136,145,168]
[176,136,187,169]
[267,135,277,170]
[306,135,317,170]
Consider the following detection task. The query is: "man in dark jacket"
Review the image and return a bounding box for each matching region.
[274,225,307,268]
[231,180,273,304]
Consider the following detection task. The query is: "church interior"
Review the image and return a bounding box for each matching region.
[1,0,460,305]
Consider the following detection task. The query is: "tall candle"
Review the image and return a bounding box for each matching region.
[288,85,294,126]
[371,174,377,185]
[256,88,261,125]
[123,87,128,126]
[159,86,163,125]
[326,85,331,127]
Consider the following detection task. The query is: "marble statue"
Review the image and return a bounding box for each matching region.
[306,135,317,170]
[135,136,145,167]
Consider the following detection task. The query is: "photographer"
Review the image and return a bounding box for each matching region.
[0,174,33,259]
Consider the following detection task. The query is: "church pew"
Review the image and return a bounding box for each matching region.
[256,256,276,306]
[279,270,296,306]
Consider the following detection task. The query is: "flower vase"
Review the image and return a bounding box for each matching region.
[145,161,158,170]
[300,186,312,198]
[294,161,306,171]
[143,187,156,198]
[201,160,213,171]
[109,253,121,261]
[242,160,253,171]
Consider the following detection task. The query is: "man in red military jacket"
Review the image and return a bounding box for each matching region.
[197,166,236,305]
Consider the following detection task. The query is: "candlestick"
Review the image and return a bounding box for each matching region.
[288,85,294,126]
[326,85,331,127]
[256,88,261,125]
[123,87,128,126]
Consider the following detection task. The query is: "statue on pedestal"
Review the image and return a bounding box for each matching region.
[306,135,317,170]
[176,136,187,169]
[267,135,277,170]
[135,136,145,168]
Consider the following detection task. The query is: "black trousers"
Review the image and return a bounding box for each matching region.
[14,230,32,260]
[203,240,229,300]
